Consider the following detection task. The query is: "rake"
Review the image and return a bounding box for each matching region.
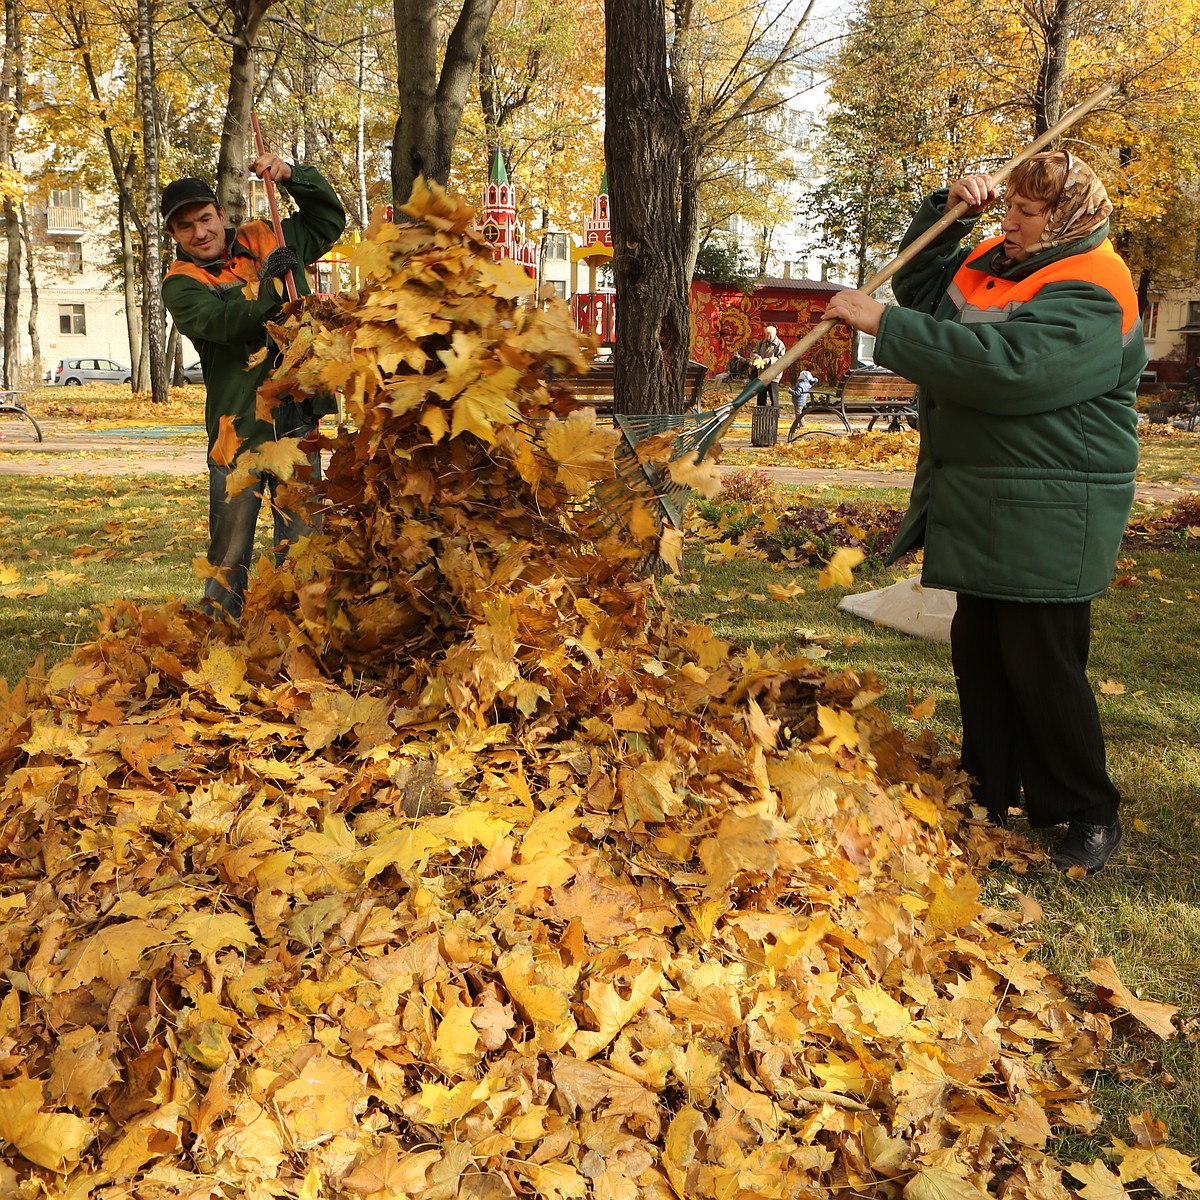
[250,112,299,303]
[587,83,1116,533]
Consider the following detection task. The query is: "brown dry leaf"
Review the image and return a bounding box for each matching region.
[211,414,243,467]
[1087,957,1179,1038]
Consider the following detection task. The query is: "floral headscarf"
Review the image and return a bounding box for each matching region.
[1003,151,1113,264]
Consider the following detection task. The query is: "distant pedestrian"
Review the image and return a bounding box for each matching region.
[751,325,786,406]
[789,368,817,425]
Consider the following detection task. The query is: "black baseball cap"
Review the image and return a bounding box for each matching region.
[161,177,220,224]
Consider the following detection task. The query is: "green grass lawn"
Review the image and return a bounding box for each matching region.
[1,467,1198,1163]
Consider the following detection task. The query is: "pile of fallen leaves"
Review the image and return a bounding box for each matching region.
[31,391,206,425]
[726,431,919,473]
[1124,493,1200,548]
[1,181,1196,1200]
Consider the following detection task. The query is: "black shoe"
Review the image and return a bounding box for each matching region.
[1052,819,1123,876]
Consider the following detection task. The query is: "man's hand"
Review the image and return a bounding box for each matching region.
[252,153,293,184]
[947,172,997,215]
[823,290,885,336]
[259,245,300,281]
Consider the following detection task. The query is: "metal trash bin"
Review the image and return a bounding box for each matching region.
[750,404,780,447]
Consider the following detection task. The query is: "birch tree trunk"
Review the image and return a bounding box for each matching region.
[20,204,40,385]
[136,0,168,401]
[1,0,22,388]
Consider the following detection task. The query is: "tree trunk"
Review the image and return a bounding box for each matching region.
[212,0,276,221]
[1032,0,1077,135]
[62,5,146,376]
[118,189,143,383]
[605,0,689,415]
[356,26,369,226]
[390,0,499,206]
[19,204,40,385]
[1,0,21,388]
[136,0,169,402]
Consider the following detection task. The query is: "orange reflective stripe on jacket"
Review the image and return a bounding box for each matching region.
[163,221,279,291]
[947,234,1140,339]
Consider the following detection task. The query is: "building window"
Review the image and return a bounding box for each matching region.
[59,303,86,335]
[248,180,269,220]
[543,232,569,260]
[49,184,83,208]
[1142,302,1159,340]
[56,242,83,274]
[546,279,567,299]
[1188,300,1200,326]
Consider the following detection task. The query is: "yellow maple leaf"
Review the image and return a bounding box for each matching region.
[666,447,723,498]
[434,329,484,399]
[1115,1141,1200,1193]
[433,1001,483,1075]
[927,872,983,934]
[226,438,313,497]
[168,912,257,957]
[451,364,521,443]
[819,545,865,589]
[1066,1160,1132,1199]
[184,644,250,710]
[521,1162,589,1200]
[0,561,20,585]
[497,945,578,1052]
[903,1166,990,1200]
[0,1076,95,1173]
[59,921,168,989]
[541,409,620,496]
[477,254,537,300]
[817,703,859,754]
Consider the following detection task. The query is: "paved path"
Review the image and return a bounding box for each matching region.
[0,421,1195,504]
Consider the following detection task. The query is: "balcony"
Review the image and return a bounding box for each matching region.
[46,206,85,235]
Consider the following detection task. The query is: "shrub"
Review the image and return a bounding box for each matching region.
[719,468,777,505]
[770,501,906,565]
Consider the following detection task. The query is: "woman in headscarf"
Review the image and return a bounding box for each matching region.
[824,151,1145,876]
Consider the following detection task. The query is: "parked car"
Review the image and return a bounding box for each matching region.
[50,357,132,386]
[182,361,205,385]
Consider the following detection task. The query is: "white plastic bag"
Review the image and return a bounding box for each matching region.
[837,576,957,643]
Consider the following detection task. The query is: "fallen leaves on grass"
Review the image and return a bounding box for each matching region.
[727,430,919,472]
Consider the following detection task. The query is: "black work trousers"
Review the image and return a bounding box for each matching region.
[950,593,1120,828]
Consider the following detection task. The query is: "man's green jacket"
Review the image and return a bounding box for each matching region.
[873,191,1145,602]
[162,165,346,456]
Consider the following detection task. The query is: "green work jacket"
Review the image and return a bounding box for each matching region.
[162,165,346,456]
[873,191,1145,602]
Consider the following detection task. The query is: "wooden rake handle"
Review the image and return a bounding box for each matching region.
[250,111,300,303]
[759,82,1116,386]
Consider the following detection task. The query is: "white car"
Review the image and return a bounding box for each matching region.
[51,357,132,386]
[182,361,205,384]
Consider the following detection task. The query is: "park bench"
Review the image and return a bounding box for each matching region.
[547,357,710,419]
[788,367,919,441]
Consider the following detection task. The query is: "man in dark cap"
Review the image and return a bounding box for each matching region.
[161,152,345,619]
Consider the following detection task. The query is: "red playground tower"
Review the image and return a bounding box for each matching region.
[571,169,616,344]
[479,144,539,280]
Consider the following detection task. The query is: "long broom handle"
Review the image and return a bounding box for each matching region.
[759,82,1116,386]
[250,111,300,303]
